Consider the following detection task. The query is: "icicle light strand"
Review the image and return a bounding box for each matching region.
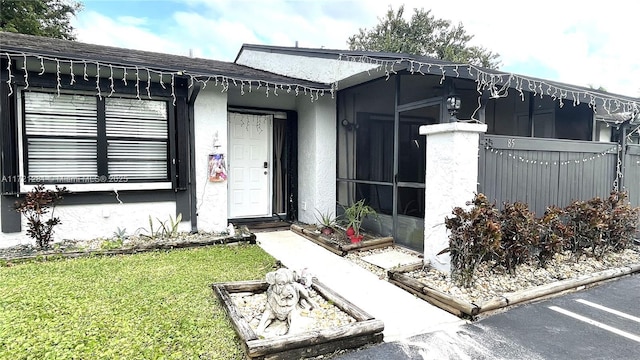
[3,52,333,102]
[337,54,639,116]
[22,54,28,90]
[5,53,14,96]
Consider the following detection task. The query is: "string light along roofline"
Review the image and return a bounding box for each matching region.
[3,50,335,104]
[336,54,639,118]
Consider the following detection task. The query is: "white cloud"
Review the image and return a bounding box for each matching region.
[73,0,640,97]
[73,11,188,56]
[117,15,148,26]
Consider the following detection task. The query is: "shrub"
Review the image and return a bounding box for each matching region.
[564,197,609,259]
[444,191,639,287]
[604,191,639,252]
[15,185,69,249]
[444,193,501,287]
[498,202,536,274]
[535,206,571,267]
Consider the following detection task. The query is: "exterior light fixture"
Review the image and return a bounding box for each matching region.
[446,94,462,121]
[341,119,359,131]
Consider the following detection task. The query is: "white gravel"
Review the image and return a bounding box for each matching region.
[230,289,356,338]
[347,245,640,306]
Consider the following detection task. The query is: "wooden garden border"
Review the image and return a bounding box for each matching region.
[290,224,393,256]
[1,234,255,263]
[388,263,640,318]
[213,278,384,360]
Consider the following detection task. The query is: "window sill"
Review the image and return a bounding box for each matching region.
[19,182,173,193]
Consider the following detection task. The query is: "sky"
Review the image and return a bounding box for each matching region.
[71,0,640,97]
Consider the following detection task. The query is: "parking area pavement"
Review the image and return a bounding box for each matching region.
[336,274,640,359]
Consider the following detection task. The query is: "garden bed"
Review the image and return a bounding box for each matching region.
[387,249,640,318]
[0,229,256,263]
[290,224,393,256]
[213,278,384,360]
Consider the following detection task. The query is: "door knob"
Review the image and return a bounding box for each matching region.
[263,161,268,168]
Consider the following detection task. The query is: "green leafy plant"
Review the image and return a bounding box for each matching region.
[15,184,70,249]
[314,209,338,234]
[158,213,183,238]
[341,199,377,239]
[444,193,501,287]
[140,213,183,240]
[100,238,123,250]
[112,227,127,240]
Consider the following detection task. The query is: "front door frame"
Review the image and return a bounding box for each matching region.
[227,111,273,219]
[225,108,298,221]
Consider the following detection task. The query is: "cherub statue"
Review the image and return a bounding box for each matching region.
[256,268,317,336]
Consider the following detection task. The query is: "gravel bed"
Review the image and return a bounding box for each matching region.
[0,232,233,261]
[406,247,640,305]
[230,289,356,338]
[345,246,422,280]
[345,244,640,306]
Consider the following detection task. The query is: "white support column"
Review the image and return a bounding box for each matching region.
[420,122,487,273]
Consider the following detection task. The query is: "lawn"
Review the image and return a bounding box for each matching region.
[0,245,276,360]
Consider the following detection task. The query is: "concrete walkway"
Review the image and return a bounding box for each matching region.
[256,230,466,341]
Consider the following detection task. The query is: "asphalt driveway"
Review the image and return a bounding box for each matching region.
[335,274,640,359]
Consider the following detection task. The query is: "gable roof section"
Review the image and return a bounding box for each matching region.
[237,44,639,114]
[0,32,328,89]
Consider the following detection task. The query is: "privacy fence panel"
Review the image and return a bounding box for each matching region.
[624,144,640,208]
[479,135,618,217]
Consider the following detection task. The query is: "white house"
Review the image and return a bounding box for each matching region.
[1,33,638,254]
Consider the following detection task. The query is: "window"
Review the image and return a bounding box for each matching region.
[20,90,170,187]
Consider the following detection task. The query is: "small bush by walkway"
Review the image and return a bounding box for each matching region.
[0,245,276,359]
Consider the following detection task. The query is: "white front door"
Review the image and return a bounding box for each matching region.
[228,112,272,218]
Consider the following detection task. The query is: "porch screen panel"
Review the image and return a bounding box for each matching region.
[105,98,168,180]
[23,92,98,180]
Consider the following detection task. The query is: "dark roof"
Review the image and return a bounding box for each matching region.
[0,32,329,89]
[238,44,639,103]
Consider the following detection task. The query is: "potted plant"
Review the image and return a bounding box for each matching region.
[342,199,377,243]
[315,209,338,236]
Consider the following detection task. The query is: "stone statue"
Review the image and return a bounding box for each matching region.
[257,268,317,336]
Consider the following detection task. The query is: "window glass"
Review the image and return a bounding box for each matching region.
[22,91,169,184]
[105,98,168,180]
[24,92,98,179]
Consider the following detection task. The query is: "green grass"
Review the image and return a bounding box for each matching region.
[0,245,276,360]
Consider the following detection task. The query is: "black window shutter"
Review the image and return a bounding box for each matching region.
[174,96,189,190]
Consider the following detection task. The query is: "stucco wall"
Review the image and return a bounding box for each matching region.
[0,201,189,248]
[236,49,377,84]
[421,123,487,273]
[193,86,229,233]
[228,85,297,110]
[296,95,337,224]
[1,82,338,248]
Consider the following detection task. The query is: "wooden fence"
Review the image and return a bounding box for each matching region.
[478,135,619,217]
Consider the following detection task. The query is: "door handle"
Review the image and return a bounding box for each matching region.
[264,161,268,168]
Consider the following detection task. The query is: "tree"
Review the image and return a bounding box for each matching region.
[348,5,500,69]
[0,0,82,40]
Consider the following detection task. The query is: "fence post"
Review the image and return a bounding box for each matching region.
[420,122,488,273]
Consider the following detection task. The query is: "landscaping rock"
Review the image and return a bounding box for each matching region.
[230,289,357,338]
